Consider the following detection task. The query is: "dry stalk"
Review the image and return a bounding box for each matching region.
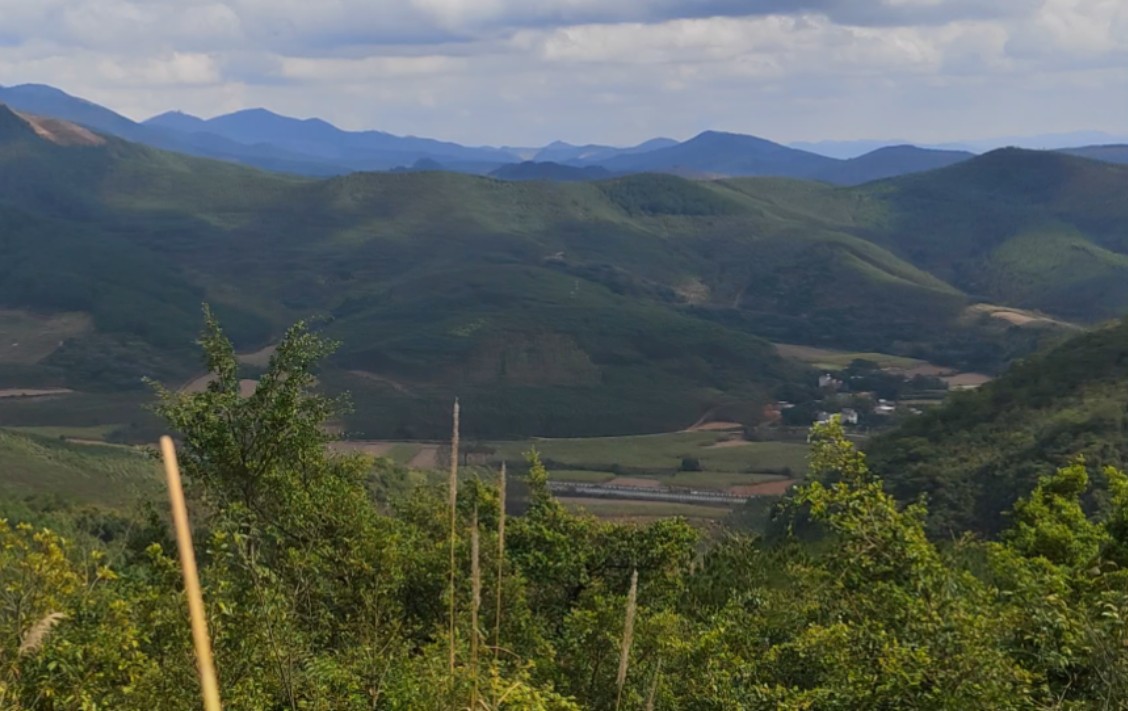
[615,569,639,711]
[448,399,461,686]
[645,656,662,711]
[470,505,482,708]
[493,462,507,657]
[18,612,67,656]
[161,435,223,711]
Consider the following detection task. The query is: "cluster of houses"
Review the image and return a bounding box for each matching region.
[815,400,901,425]
[763,369,930,430]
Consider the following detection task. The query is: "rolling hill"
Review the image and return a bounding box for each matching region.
[597,130,838,178]
[532,137,678,163]
[1,104,1125,441]
[599,132,977,185]
[489,161,612,181]
[1058,144,1128,165]
[868,316,1128,537]
[815,145,974,184]
[860,149,1128,322]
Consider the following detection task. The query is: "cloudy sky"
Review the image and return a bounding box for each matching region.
[0,0,1126,147]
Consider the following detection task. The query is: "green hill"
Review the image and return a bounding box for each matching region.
[0,429,158,506]
[1,107,1121,438]
[867,316,1128,536]
[860,149,1128,322]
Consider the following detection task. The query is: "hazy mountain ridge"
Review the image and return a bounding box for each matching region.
[4,83,1126,185]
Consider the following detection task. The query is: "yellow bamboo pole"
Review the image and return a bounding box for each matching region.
[160,436,223,711]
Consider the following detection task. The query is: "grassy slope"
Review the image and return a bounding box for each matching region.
[0,428,159,506]
[862,150,1128,321]
[867,317,1128,536]
[0,109,1118,438]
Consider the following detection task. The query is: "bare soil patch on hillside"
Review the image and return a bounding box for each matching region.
[16,112,106,146]
[236,344,277,367]
[943,372,993,389]
[967,303,1075,329]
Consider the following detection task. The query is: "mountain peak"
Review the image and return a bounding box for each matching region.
[4,84,104,110]
[144,110,207,132]
[686,130,780,148]
[8,83,72,98]
[227,107,285,119]
[148,110,200,120]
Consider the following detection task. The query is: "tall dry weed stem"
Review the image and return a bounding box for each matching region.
[448,400,461,686]
[18,612,67,656]
[494,462,507,656]
[615,569,639,711]
[470,506,482,707]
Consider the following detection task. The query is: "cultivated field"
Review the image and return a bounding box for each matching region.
[487,431,807,477]
[773,343,928,371]
[774,341,993,389]
[329,429,806,506]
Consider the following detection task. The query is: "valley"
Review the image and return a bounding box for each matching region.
[0,95,1124,527]
[1,83,1128,709]
[0,103,1114,447]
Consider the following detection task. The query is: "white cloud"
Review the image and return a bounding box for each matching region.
[1008,0,1128,60]
[0,0,1124,146]
[279,54,466,82]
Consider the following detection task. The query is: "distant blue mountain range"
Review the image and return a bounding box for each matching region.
[2,83,1126,183]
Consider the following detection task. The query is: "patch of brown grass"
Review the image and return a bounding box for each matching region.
[728,479,798,497]
[15,112,106,146]
[236,344,277,367]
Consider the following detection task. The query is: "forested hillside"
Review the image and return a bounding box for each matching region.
[3,105,1125,438]
[3,319,1128,709]
[869,316,1128,536]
